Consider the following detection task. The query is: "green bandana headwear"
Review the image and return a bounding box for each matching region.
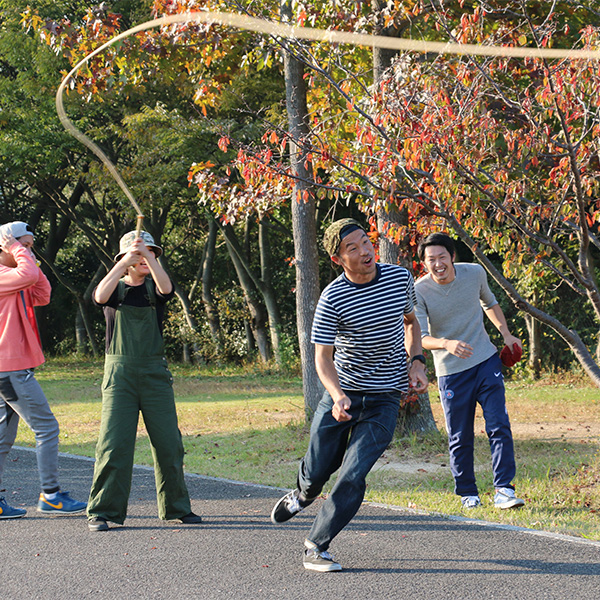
[322,218,366,256]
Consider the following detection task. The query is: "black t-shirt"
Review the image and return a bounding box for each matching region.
[94,278,175,353]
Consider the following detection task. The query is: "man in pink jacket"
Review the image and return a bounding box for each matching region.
[0,221,87,519]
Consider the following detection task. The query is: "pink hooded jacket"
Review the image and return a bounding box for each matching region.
[0,242,51,371]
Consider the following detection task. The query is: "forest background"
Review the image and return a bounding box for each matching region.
[1,0,600,420]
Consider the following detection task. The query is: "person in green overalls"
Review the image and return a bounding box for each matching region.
[87,230,202,532]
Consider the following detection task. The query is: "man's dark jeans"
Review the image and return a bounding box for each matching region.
[297,389,400,551]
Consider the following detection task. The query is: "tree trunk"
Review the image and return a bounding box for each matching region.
[201,219,223,353]
[75,297,99,356]
[171,282,200,363]
[221,225,271,362]
[244,320,256,357]
[160,247,202,363]
[373,0,437,435]
[80,266,103,357]
[75,305,87,354]
[524,314,541,378]
[377,208,403,265]
[373,4,407,267]
[218,220,283,364]
[524,300,542,379]
[373,1,403,267]
[259,218,283,364]
[282,0,324,419]
[36,247,101,357]
[396,392,438,437]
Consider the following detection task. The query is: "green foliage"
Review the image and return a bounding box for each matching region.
[163,285,252,363]
[0,0,298,363]
[274,330,301,375]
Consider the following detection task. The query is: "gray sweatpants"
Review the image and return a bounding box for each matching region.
[0,369,60,493]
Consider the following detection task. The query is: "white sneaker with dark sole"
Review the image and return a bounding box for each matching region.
[461,495,481,509]
[494,487,525,509]
[303,549,342,572]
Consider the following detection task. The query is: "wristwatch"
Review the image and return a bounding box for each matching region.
[409,354,427,366]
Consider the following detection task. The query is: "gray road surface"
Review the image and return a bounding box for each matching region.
[1,447,598,599]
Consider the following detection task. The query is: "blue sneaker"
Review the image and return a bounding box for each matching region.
[37,491,87,515]
[0,496,27,519]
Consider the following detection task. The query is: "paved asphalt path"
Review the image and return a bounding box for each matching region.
[1,447,598,599]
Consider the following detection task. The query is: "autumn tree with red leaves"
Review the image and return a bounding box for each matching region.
[17,0,600,391]
[214,1,600,386]
[353,3,600,385]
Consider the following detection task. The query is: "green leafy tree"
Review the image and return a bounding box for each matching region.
[19,0,300,364]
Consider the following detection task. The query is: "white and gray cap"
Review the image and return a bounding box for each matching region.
[0,221,35,240]
[114,230,163,262]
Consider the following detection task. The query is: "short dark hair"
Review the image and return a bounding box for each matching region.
[417,232,456,261]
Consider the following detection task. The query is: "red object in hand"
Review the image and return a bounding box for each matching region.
[500,343,522,367]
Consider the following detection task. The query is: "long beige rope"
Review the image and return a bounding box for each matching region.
[56,10,600,227]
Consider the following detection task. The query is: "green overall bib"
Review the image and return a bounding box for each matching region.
[87,279,191,523]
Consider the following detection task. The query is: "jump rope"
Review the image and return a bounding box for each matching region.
[56,10,600,235]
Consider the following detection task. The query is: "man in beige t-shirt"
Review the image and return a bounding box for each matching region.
[415,232,525,511]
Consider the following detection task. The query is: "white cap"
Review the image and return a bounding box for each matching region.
[0,221,34,240]
[114,230,162,262]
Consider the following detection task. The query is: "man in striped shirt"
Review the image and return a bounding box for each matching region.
[271,218,428,572]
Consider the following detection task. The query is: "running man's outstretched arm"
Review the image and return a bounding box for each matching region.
[314,343,352,422]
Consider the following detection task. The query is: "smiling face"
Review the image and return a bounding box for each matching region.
[331,228,377,283]
[423,244,456,285]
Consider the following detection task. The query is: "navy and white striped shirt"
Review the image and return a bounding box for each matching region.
[311,263,416,392]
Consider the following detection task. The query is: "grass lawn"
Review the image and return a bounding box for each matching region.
[14,358,600,540]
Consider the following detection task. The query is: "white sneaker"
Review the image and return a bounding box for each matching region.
[461,495,481,509]
[494,487,525,509]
